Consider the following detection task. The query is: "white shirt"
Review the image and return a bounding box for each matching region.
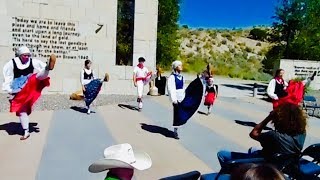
[267,78,288,100]
[80,68,95,85]
[2,57,46,93]
[133,66,149,78]
[167,73,185,103]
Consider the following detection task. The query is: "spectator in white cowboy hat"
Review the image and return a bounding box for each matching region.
[2,46,56,140]
[88,143,152,180]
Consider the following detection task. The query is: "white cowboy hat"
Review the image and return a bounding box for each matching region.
[88,143,152,173]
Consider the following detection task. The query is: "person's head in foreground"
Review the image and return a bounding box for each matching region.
[231,163,285,180]
[88,143,152,180]
[272,103,307,136]
[274,69,285,78]
[172,60,182,73]
[17,46,32,64]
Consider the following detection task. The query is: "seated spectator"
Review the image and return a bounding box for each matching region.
[231,163,285,180]
[217,103,307,169]
[88,143,152,180]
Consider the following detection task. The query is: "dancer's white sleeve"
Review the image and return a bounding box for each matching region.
[167,74,177,103]
[80,69,85,85]
[267,79,278,100]
[32,59,46,72]
[2,60,14,93]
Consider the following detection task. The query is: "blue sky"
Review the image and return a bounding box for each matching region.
[179,0,279,29]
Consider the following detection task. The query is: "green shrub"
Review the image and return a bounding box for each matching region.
[221,39,227,45]
[182,25,189,29]
[245,46,253,53]
[186,52,193,58]
[208,30,217,39]
[229,47,235,53]
[249,28,267,41]
[238,42,246,47]
[203,42,211,49]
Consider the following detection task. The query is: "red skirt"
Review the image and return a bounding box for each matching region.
[10,74,50,116]
[272,80,304,109]
[204,92,216,106]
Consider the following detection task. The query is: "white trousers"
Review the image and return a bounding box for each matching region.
[137,81,144,98]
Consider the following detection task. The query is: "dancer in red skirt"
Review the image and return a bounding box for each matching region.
[267,69,316,109]
[2,46,56,140]
[204,77,218,115]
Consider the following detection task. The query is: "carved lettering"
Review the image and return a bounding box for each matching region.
[11,17,89,60]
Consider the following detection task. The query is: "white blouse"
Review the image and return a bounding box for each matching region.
[80,68,95,85]
[2,57,46,93]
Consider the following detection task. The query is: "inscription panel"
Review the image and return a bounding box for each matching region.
[11,17,89,60]
[294,66,320,77]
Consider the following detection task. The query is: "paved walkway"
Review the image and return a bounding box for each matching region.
[1,94,320,179]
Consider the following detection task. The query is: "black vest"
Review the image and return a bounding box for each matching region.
[83,69,93,80]
[12,58,34,79]
[274,80,288,98]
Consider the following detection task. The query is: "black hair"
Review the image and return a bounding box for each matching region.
[138,57,145,62]
[274,69,284,77]
[85,60,91,66]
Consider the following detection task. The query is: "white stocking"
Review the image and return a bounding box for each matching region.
[19,112,29,136]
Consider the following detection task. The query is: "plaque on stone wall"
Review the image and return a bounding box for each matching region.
[11,17,89,60]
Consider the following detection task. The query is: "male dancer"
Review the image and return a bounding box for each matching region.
[2,46,56,140]
[133,57,152,111]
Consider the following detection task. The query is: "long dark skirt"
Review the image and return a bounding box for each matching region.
[173,77,204,126]
[155,76,167,95]
[84,79,103,107]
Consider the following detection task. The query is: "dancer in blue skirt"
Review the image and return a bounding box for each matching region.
[81,60,109,114]
[167,60,204,139]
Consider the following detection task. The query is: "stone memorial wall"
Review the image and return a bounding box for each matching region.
[280,59,320,90]
[0,0,158,95]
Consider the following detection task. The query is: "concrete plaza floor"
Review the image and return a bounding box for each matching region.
[0,81,320,180]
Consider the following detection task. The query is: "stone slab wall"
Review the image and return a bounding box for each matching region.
[0,0,158,95]
[280,59,320,90]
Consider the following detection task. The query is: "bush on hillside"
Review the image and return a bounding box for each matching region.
[182,25,189,29]
[208,30,217,39]
[203,42,211,49]
[249,28,267,41]
[221,39,227,45]
[245,46,253,53]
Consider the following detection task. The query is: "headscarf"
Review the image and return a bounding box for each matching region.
[172,60,182,71]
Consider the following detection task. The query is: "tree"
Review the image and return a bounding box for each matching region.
[249,28,267,41]
[263,0,306,73]
[272,0,305,58]
[116,0,135,66]
[157,0,180,68]
[290,0,320,60]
